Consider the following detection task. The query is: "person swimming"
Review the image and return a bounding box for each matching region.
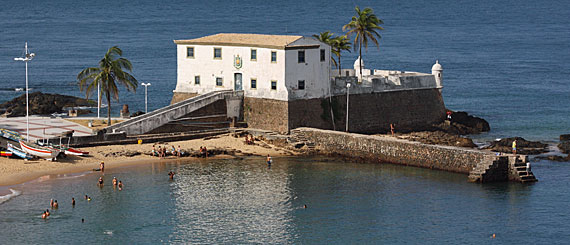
[168,171,175,180]
[53,200,58,209]
[42,212,47,219]
[45,209,50,216]
[85,195,88,200]
[87,197,92,201]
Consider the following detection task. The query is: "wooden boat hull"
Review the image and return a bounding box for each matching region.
[19,140,60,160]
[0,128,24,142]
[64,148,89,156]
[7,143,33,160]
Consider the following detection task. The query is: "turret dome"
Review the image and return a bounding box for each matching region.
[432,60,442,71]
[353,56,364,69]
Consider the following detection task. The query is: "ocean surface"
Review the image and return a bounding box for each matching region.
[1,157,570,244]
[1,0,570,243]
[1,0,569,141]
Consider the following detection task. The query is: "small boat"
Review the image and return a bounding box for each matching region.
[7,143,33,160]
[19,140,61,161]
[0,151,13,157]
[0,128,24,142]
[63,147,89,156]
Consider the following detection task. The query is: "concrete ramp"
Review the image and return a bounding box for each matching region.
[105,90,243,135]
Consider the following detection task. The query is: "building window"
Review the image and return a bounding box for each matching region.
[194,75,200,85]
[251,49,257,61]
[298,50,305,63]
[187,47,194,58]
[320,49,325,62]
[271,51,277,63]
[251,78,257,89]
[298,80,305,90]
[214,48,222,59]
[216,77,223,86]
[271,80,277,90]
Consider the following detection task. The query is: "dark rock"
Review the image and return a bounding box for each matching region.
[398,131,477,148]
[0,92,96,117]
[560,134,570,142]
[484,137,548,155]
[433,110,490,135]
[130,111,145,117]
[558,141,570,154]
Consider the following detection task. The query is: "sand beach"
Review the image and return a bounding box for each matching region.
[0,133,297,186]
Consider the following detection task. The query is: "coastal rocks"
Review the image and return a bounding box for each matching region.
[398,131,477,148]
[558,141,570,154]
[535,155,570,162]
[102,150,141,157]
[483,137,548,155]
[0,92,96,117]
[433,110,490,135]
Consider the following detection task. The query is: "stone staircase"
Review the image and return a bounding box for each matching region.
[289,129,316,150]
[508,155,538,183]
[105,90,242,135]
[468,155,508,182]
[469,155,537,183]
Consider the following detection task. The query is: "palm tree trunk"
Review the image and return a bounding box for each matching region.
[106,91,111,126]
[338,53,342,76]
[359,42,363,82]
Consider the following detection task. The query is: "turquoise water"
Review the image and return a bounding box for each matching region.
[1,157,570,244]
[1,0,569,141]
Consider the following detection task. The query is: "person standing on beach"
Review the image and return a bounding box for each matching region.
[100,161,105,172]
[177,145,181,157]
[390,123,395,136]
[512,140,517,155]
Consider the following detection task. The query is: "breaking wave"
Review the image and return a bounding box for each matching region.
[0,189,22,205]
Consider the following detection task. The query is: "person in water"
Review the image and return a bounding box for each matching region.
[45,209,50,216]
[42,212,47,219]
[85,195,88,200]
[267,155,272,166]
[50,199,54,208]
[53,200,58,209]
[112,177,118,186]
[87,196,92,201]
[98,177,104,187]
[168,171,175,180]
[72,197,75,206]
[118,181,123,191]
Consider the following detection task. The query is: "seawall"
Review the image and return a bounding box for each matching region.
[293,128,537,182]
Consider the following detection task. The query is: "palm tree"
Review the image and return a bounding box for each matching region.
[313,31,337,67]
[78,46,138,126]
[343,6,384,80]
[331,35,351,76]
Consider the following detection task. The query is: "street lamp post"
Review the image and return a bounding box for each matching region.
[14,42,35,142]
[141,83,151,113]
[346,83,351,132]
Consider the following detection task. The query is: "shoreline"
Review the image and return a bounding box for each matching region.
[0,133,298,187]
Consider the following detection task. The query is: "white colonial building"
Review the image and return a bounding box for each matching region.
[172,33,331,103]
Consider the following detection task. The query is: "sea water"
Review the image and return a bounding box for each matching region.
[1,157,570,244]
[1,0,570,243]
[0,0,569,141]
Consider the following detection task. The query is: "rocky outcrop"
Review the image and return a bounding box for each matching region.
[0,92,96,117]
[483,137,548,155]
[397,131,477,148]
[432,110,490,135]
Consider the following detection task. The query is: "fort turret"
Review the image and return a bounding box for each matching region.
[432,60,443,88]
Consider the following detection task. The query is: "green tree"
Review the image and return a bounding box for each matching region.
[342,6,384,80]
[331,35,352,76]
[77,46,138,126]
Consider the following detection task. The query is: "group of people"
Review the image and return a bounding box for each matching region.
[152,144,183,158]
[244,134,256,145]
[41,196,81,219]
[98,176,124,190]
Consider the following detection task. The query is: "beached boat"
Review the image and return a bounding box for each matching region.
[0,128,24,142]
[19,140,61,160]
[7,143,33,160]
[1,151,13,157]
[37,141,89,156]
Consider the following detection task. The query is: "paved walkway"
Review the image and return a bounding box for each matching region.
[0,116,93,141]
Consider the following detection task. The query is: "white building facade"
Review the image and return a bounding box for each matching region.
[173,33,331,102]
